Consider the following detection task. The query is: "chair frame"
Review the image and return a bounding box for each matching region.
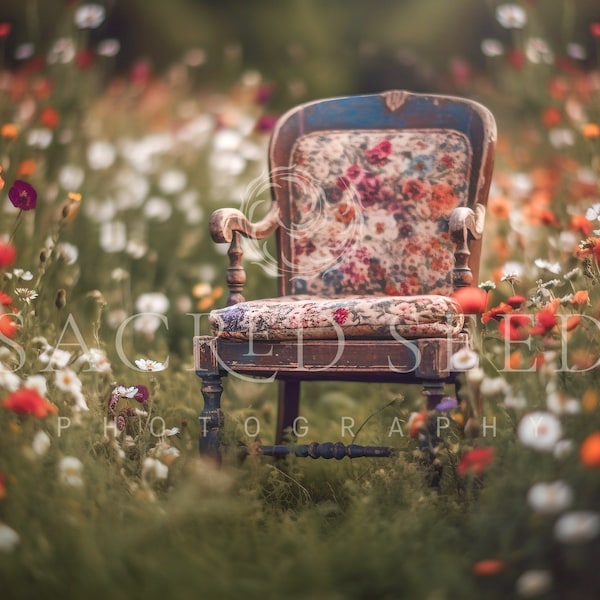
[194,90,496,462]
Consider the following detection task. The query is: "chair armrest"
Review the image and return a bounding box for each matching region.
[209,205,281,243]
[449,203,486,289]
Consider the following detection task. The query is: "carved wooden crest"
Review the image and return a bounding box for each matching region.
[382,90,407,111]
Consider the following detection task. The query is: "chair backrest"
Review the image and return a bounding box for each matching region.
[267,90,496,297]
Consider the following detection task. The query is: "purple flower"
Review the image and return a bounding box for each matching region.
[8,180,37,211]
[436,396,459,411]
[134,384,150,404]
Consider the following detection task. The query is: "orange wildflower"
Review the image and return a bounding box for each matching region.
[565,315,581,332]
[1,123,18,139]
[582,389,599,413]
[488,195,511,219]
[580,432,600,468]
[583,123,600,139]
[570,290,589,307]
[570,215,592,237]
[506,350,522,370]
[17,159,36,177]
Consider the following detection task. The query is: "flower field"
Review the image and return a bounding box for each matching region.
[1,2,600,599]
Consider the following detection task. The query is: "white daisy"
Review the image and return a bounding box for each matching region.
[54,368,82,395]
[135,358,167,372]
[32,430,52,457]
[74,4,106,29]
[515,570,552,598]
[518,411,563,452]
[58,456,84,487]
[0,523,20,553]
[554,511,600,544]
[24,374,47,397]
[450,348,479,371]
[527,481,573,514]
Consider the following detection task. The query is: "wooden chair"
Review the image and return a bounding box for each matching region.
[194,90,496,462]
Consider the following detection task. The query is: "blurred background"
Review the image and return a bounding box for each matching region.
[3,0,600,108]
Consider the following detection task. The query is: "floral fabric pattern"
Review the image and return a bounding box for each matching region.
[210,294,464,341]
[286,129,471,296]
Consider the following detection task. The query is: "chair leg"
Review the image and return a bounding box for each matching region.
[275,380,300,444]
[199,374,224,464]
[423,379,445,411]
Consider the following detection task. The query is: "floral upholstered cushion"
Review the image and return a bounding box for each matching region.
[285,129,471,297]
[210,295,464,341]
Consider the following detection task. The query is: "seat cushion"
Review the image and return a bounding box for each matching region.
[209,294,464,341]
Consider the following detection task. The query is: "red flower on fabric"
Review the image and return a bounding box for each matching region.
[8,180,37,211]
[346,165,362,180]
[365,140,392,166]
[457,447,495,477]
[2,388,58,418]
[0,241,16,268]
[333,307,349,325]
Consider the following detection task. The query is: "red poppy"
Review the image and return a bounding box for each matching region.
[408,410,428,437]
[482,302,512,323]
[0,313,18,339]
[0,241,16,268]
[2,388,57,418]
[452,286,488,314]
[0,292,12,306]
[591,23,600,38]
[542,106,561,128]
[0,22,11,38]
[506,295,526,309]
[529,307,558,335]
[498,313,531,341]
[457,446,495,477]
[39,106,60,129]
[8,180,37,211]
[472,559,505,576]
[507,49,526,69]
[75,48,95,70]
